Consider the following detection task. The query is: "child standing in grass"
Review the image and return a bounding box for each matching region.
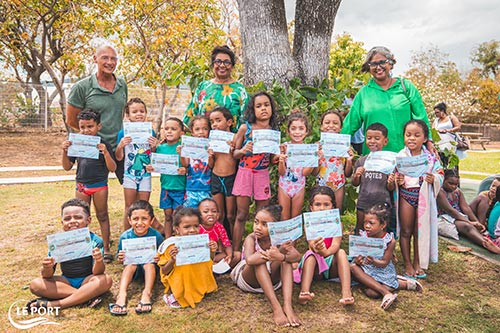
[351,122,396,234]
[181,115,214,208]
[109,200,164,316]
[294,186,353,306]
[209,106,237,238]
[230,205,301,327]
[28,198,112,311]
[62,108,116,262]
[277,112,315,220]
[148,117,186,237]
[115,98,158,231]
[350,203,423,311]
[314,110,354,212]
[158,207,218,308]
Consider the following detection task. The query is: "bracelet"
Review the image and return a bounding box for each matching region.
[282,253,286,262]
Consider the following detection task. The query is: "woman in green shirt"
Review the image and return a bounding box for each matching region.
[184,46,249,132]
[341,46,432,154]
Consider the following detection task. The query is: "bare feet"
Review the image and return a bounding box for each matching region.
[339,296,355,305]
[298,291,314,305]
[483,237,500,254]
[283,304,301,327]
[272,307,289,327]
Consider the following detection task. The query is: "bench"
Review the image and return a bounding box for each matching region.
[469,137,491,150]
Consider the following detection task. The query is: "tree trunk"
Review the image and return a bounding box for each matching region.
[293,0,342,85]
[237,0,299,87]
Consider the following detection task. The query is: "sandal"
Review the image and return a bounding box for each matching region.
[163,294,181,309]
[398,275,423,293]
[415,270,427,279]
[380,293,398,310]
[103,253,114,264]
[25,298,48,311]
[135,302,153,314]
[108,303,127,316]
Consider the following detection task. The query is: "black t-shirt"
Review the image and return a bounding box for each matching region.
[69,140,115,184]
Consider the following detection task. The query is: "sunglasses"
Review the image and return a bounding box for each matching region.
[213,59,232,66]
[368,59,390,68]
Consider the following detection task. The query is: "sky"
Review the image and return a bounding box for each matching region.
[285,0,499,75]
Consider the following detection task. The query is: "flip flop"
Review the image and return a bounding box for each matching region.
[380,293,398,311]
[402,273,416,280]
[108,303,127,316]
[135,302,152,314]
[163,294,181,309]
[103,253,114,264]
[415,271,427,279]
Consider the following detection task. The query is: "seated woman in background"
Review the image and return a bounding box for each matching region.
[483,186,500,254]
[469,177,500,228]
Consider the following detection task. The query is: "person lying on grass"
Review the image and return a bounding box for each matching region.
[28,198,112,311]
[109,200,164,316]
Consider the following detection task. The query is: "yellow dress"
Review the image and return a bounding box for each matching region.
[158,244,217,308]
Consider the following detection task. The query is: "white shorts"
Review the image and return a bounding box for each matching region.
[122,176,152,192]
[230,260,281,293]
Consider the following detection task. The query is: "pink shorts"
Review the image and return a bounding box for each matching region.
[232,167,271,200]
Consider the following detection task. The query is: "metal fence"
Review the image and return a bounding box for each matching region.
[0,81,191,131]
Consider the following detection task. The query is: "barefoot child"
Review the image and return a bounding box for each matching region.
[28,198,112,310]
[232,92,279,252]
[209,107,237,238]
[294,186,354,306]
[351,123,396,234]
[198,198,237,267]
[115,98,158,231]
[278,112,315,220]
[148,117,187,237]
[109,200,164,315]
[230,205,302,327]
[158,207,218,308]
[314,110,354,211]
[350,203,423,311]
[62,108,116,262]
[396,119,443,279]
[181,115,214,208]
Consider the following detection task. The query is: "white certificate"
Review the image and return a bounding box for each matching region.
[348,235,385,258]
[252,129,281,154]
[286,144,319,168]
[181,135,209,160]
[151,153,179,175]
[175,234,211,266]
[303,209,342,240]
[123,122,153,144]
[364,151,397,174]
[320,132,351,157]
[47,227,93,263]
[67,133,101,159]
[396,154,429,178]
[268,215,303,246]
[122,236,157,265]
[209,130,234,154]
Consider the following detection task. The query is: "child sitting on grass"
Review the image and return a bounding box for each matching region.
[109,200,164,315]
[28,198,112,311]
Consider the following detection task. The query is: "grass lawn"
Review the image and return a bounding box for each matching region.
[460,151,500,176]
[1,180,500,332]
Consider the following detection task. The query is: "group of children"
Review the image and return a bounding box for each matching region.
[30,90,474,327]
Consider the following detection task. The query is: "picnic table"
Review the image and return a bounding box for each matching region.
[461,132,491,150]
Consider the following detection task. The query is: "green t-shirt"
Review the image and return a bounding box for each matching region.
[488,202,500,237]
[156,142,186,190]
[341,78,430,154]
[67,74,128,149]
[183,80,249,132]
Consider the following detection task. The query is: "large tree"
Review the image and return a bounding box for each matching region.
[237,0,342,86]
[471,40,500,79]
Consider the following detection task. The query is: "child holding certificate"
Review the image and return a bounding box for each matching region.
[209,107,237,239]
[230,205,302,327]
[351,123,396,234]
[396,120,443,279]
[158,207,218,308]
[28,199,112,311]
[232,92,279,253]
[350,203,423,311]
[278,112,315,220]
[62,108,116,262]
[109,200,164,315]
[181,115,214,208]
[115,98,159,231]
[147,117,187,237]
[294,186,353,306]
[313,110,354,211]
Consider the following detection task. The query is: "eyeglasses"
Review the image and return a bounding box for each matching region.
[100,55,118,62]
[368,59,390,68]
[213,59,232,66]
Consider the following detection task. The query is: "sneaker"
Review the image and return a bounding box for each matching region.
[163,293,181,309]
